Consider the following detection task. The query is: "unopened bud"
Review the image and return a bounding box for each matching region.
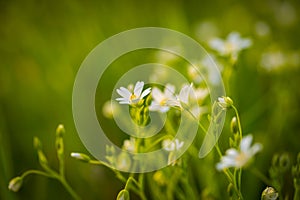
[8,176,23,192]
[217,96,233,109]
[70,153,91,162]
[261,187,278,200]
[116,189,130,200]
[230,117,238,134]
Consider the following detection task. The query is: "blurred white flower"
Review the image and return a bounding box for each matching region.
[149,84,176,113]
[163,139,184,152]
[187,65,203,84]
[123,137,136,153]
[102,100,118,119]
[209,32,252,60]
[255,21,271,37]
[190,87,209,103]
[272,1,297,27]
[260,50,286,71]
[116,81,151,105]
[216,135,262,170]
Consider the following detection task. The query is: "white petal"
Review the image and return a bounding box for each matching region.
[226,149,239,157]
[140,87,151,99]
[166,99,180,107]
[209,39,225,53]
[249,143,263,156]
[164,84,176,98]
[117,87,131,99]
[152,87,164,102]
[228,32,240,43]
[134,81,144,96]
[175,139,184,150]
[179,84,191,104]
[240,135,253,153]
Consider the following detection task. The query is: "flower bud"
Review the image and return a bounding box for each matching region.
[33,137,49,169]
[217,96,233,109]
[70,152,91,162]
[8,176,23,192]
[261,187,278,200]
[116,189,130,200]
[279,153,290,172]
[56,124,65,161]
[230,117,238,134]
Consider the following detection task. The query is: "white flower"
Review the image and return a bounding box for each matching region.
[190,87,209,102]
[216,135,262,170]
[209,32,252,59]
[123,137,136,153]
[168,83,193,108]
[163,139,184,151]
[149,84,176,113]
[187,65,203,84]
[116,81,151,105]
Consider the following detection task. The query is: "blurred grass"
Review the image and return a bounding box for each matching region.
[0,0,300,199]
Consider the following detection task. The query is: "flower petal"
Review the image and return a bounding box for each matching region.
[117,87,131,99]
[134,81,144,97]
[140,87,151,99]
[240,135,253,153]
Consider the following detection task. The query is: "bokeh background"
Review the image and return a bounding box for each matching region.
[1,0,300,199]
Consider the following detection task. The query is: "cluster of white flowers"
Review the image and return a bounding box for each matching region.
[115,81,208,119]
[216,134,262,170]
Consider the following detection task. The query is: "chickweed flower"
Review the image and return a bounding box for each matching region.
[116,81,151,105]
[149,84,176,113]
[216,134,262,170]
[209,32,252,60]
[168,83,193,108]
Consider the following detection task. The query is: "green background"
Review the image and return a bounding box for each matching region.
[1,0,300,199]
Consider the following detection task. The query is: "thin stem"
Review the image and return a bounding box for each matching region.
[183,107,207,134]
[250,167,272,186]
[238,168,242,194]
[21,170,80,200]
[232,105,243,139]
[21,170,55,179]
[59,177,81,200]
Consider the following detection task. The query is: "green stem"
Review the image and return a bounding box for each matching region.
[232,105,243,139]
[294,184,300,200]
[250,167,272,186]
[59,177,81,200]
[21,170,55,179]
[21,170,80,200]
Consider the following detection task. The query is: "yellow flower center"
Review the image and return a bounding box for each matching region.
[159,98,167,106]
[235,152,248,166]
[130,94,137,101]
